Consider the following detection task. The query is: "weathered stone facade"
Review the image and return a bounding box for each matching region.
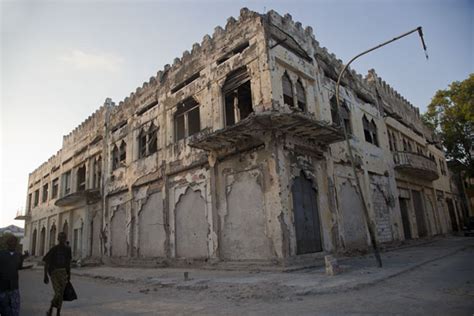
[21,9,465,265]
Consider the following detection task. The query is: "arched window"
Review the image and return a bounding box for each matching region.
[295,80,306,111]
[282,72,294,107]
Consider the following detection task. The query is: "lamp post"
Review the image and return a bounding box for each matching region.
[335,27,428,268]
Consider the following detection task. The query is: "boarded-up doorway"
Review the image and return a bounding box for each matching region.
[411,190,427,237]
[292,172,322,254]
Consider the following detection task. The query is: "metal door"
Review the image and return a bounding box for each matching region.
[292,173,322,254]
[398,198,412,239]
[411,190,427,237]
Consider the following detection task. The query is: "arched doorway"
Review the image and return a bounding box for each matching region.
[49,224,57,249]
[292,172,322,254]
[31,229,37,256]
[39,227,46,256]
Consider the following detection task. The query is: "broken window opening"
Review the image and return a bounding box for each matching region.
[362,115,373,144]
[217,41,250,65]
[42,183,49,203]
[77,165,86,192]
[340,102,351,134]
[112,145,119,171]
[295,80,306,111]
[52,178,59,199]
[174,97,201,141]
[138,123,158,157]
[282,72,294,107]
[330,96,340,127]
[223,67,253,127]
[34,189,39,207]
[119,141,127,163]
[171,72,200,94]
[62,171,71,196]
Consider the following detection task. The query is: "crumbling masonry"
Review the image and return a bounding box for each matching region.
[20,9,466,266]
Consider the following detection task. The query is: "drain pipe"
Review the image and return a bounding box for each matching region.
[335,26,428,268]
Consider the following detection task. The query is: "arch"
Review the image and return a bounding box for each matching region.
[291,171,322,254]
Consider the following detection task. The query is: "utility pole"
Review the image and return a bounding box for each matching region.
[335,27,428,268]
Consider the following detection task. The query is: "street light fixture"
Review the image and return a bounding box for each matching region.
[335,27,428,268]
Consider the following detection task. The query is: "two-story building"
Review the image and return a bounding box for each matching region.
[19,8,464,266]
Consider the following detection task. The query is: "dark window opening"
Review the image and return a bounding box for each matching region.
[171,72,200,94]
[138,123,158,157]
[63,171,71,195]
[282,72,294,107]
[295,80,306,111]
[340,102,351,134]
[52,178,59,199]
[77,165,86,192]
[119,141,126,163]
[330,96,340,126]
[42,183,48,203]
[112,145,119,170]
[369,119,378,146]
[174,97,201,141]
[363,116,373,144]
[223,67,253,127]
[136,101,158,116]
[34,190,39,207]
[217,41,250,65]
[388,132,394,151]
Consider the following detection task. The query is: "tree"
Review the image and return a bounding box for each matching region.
[423,74,474,175]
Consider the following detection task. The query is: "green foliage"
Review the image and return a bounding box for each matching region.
[0,233,21,252]
[423,74,474,175]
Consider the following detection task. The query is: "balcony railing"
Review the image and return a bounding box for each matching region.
[393,151,439,181]
[14,208,30,220]
[55,188,101,208]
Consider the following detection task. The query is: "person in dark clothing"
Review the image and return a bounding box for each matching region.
[43,232,72,316]
[0,235,23,316]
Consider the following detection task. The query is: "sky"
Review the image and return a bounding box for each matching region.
[1,0,472,227]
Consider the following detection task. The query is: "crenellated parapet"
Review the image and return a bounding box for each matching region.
[62,99,114,149]
[110,7,263,119]
[366,69,435,142]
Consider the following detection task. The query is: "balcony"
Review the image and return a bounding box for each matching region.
[55,188,101,208]
[393,151,439,181]
[189,110,344,152]
[14,209,30,220]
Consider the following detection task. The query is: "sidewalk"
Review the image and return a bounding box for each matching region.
[68,236,473,297]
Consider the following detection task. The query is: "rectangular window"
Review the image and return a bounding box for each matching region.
[62,171,71,195]
[77,166,86,192]
[52,178,59,199]
[42,183,49,203]
[34,189,39,207]
[174,98,200,141]
[223,67,253,127]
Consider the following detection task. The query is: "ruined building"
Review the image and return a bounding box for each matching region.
[18,9,465,265]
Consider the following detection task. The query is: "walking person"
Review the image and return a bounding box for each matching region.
[43,232,72,316]
[0,235,23,316]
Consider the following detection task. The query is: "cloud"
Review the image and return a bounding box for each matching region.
[60,49,124,72]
